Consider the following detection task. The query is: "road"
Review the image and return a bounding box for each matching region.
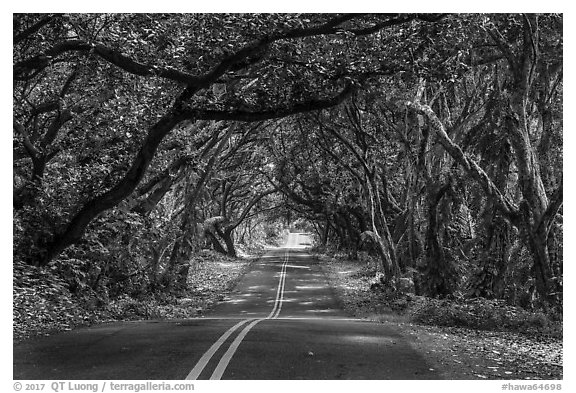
[13,233,441,380]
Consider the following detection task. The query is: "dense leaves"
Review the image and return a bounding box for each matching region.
[321,253,562,379]
[13,250,253,341]
[13,14,562,346]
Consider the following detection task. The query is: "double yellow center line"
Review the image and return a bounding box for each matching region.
[186,249,290,380]
[267,249,288,319]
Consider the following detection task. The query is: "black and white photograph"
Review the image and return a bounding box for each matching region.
[10,5,566,389]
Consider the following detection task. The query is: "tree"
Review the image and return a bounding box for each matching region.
[398,14,562,305]
[13,13,562,311]
[14,13,442,265]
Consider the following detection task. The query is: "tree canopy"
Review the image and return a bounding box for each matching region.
[13,13,562,310]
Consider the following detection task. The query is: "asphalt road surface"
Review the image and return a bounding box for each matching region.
[13,233,441,380]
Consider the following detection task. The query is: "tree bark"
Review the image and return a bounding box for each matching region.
[364,173,398,283]
[221,228,237,258]
[501,15,561,306]
[132,173,178,215]
[39,111,185,265]
[401,86,563,305]
[420,182,456,297]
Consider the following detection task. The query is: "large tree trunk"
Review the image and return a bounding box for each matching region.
[523,212,561,307]
[39,111,185,265]
[502,15,562,306]
[162,239,190,292]
[206,231,227,255]
[468,138,513,299]
[132,174,177,215]
[419,182,456,297]
[506,105,561,306]
[400,96,562,305]
[468,213,510,298]
[321,216,330,248]
[364,173,398,283]
[221,228,237,258]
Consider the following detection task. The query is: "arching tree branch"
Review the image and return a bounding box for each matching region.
[183,83,355,122]
[399,100,520,222]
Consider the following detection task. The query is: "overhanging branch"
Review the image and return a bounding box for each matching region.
[183,83,354,122]
[14,40,203,84]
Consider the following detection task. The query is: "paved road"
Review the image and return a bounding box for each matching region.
[13,233,441,380]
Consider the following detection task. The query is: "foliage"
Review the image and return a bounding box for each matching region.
[321,253,561,338]
[409,297,559,336]
[13,249,254,341]
[13,260,97,341]
[13,13,563,335]
[321,253,562,379]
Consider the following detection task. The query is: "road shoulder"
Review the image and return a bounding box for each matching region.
[318,253,563,380]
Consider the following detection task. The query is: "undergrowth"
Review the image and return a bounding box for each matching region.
[408,296,561,337]
[319,253,562,339]
[13,249,255,341]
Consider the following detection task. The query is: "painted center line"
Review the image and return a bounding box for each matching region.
[186,248,290,380]
[185,319,251,380]
[267,248,288,319]
[209,318,262,380]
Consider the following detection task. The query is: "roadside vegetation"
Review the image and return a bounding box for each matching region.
[14,13,562,377]
[13,250,256,341]
[14,208,288,342]
[319,250,562,380]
